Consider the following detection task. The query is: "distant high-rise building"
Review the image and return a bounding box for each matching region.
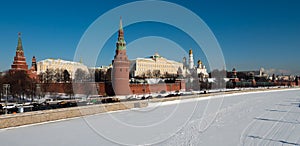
[112,18,131,96]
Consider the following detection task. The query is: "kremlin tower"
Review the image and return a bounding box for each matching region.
[10,33,37,79]
[189,49,194,69]
[112,18,131,96]
[10,33,28,71]
[31,56,37,72]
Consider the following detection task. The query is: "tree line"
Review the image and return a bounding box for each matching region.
[0,68,109,101]
[0,71,36,102]
[38,68,111,83]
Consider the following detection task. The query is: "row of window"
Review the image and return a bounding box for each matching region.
[135,68,177,74]
[136,64,181,68]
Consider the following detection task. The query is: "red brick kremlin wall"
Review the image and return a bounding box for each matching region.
[42,83,107,95]
[41,81,185,96]
[40,80,297,96]
[130,83,181,94]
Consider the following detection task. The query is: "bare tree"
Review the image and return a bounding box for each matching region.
[3,71,33,101]
[94,69,99,82]
[105,68,112,81]
[63,70,71,83]
[54,69,62,83]
[38,72,46,83]
[45,69,55,83]
[153,70,161,78]
[74,68,88,82]
[210,69,226,89]
[63,83,73,99]
[0,72,4,101]
[146,70,152,78]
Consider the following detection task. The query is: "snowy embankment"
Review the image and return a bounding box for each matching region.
[159,88,300,146]
[0,88,299,146]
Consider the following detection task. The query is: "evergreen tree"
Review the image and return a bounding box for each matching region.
[63,70,71,83]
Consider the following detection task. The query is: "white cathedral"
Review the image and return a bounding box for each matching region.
[181,49,209,78]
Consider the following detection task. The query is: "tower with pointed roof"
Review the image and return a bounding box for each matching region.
[11,33,29,71]
[189,49,194,69]
[31,56,37,72]
[10,33,37,79]
[112,18,131,96]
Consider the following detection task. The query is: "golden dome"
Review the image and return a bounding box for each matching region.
[189,49,193,54]
[198,60,202,64]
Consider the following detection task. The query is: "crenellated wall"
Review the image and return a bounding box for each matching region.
[41,81,185,96]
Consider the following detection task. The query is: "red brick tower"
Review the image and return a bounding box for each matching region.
[11,33,28,71]
[28,56,38,79]
[30,56,37,71]
[112,18,130,96]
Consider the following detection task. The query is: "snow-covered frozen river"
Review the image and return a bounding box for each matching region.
[0,89,300,146]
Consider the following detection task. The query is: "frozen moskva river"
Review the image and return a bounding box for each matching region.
[0,89,300,146]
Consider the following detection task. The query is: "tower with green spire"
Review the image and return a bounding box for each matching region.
[17,32,23,52]
[11,32,28,71]
[112,17,131,96]
[116,17,126,51]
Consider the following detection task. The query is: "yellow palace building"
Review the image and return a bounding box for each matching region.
[130,53,183,78]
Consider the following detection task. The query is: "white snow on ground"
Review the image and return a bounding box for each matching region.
[0,89,300,146]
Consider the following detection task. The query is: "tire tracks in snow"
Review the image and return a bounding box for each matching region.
[240,94,300,146]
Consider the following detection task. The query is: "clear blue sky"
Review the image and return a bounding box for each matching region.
[0,0,299,75]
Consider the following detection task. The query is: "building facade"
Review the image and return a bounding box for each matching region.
[36,58,88,78]
[130,53,183,78]
[196,59,208,77]
[182,49,208,77]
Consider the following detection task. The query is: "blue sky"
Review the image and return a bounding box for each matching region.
[0,0,299,74]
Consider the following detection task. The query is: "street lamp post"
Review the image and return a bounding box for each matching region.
[95,83,99,95]
[3,84,10,114]
[36,84,41,100]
